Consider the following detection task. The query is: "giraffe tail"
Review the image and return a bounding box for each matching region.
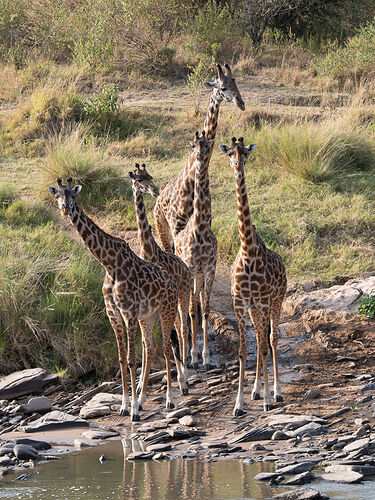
[267,321,272,352]
[171,327,182,363]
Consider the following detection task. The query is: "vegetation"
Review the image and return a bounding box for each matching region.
[1,0,375,379]
[358,292,375,320]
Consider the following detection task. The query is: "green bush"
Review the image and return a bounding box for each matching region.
[358,291,375,319]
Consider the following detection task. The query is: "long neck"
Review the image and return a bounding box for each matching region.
[132,185,157,260]
[192,157,209,228]
[203,91,222,142]
[234,168,257,256]
[69,203,132,271]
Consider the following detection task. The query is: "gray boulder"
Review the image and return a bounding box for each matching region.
[14,438,50,450]
[0,369,58,400]
[14,444,39,460]
[273,487,329,499]
[23,410,89,432]
[21,396,52,414]
[276,462,315,475]
[321,471,363,483]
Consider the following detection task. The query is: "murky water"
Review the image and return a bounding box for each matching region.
[1,440,374,500]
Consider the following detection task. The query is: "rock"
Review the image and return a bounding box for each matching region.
[284,471,314,485]
[360,383,375,393]
[249,443,266,451]
[303,389,321,400]
[143,431,171,444]
[13,438,51,450]
[228,426,274,444]
[321,471,363,483]
[292,422,325,437]
[254,472,283,481]
[179,415,197,427]
[276,462,315,475]
[0,468,11,477]
[166,408,191,420]
[0,369,58,400]
[354,418,370,426]
[126,451,154,461]
[0,456,12,466]
[342,437,370,453]
[73,438,98,449]
[272,487,329,499]
[168,429,192,440]
[267,414,327,429]
[323,407,351,419]
[82,429,118,440]
[325,463,375,476]
[202,441,228,449]
[24,410,89,432]
[79,406,111,419]
[146,443,172,453]
[99,454,110,462]
[20,396,52,414]
[14,444,39,460]
[272,430,289,440]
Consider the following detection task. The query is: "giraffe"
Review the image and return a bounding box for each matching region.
[48,178,184,421]
[174,131,217,369]
[219,137,287,415]
[128,162,191,392]
[154,63,245,252]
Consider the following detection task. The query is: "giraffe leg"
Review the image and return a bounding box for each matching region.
[233,297,248,416]
[137,319,157,411]
[201,271,215,369]
[103,279,129,416]
[123,316,140,421]
[252,309,273,411]
[249,309,261,401]
[179,287,190,386]
[270,300,283,403]
[136,340,145,395]
[153,202,173,253]
[189,280,200,369]
[160,289,179,410]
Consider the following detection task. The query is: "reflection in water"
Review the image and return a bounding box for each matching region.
[0,439,373,499]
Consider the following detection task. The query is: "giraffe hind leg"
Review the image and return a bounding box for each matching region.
[270,300,283,403]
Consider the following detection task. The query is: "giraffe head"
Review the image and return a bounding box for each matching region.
[189,130,214,162]
[205,64,245,111]
[48,177,82,216]
[128,163,159,197]
[219,137,256,170]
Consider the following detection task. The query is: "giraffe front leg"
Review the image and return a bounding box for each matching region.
[161,291,178,410]
[124,317,140,421]
[271,302,283,403]
[136,340,145,395]
[201,272,215,370]
[179,288,190,387]
[233,299,248,417]
[138,319,156,411]
[249,309,261,401]
[103,283,129,416]
[189,287,199,369]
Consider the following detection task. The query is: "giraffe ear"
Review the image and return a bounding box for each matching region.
[48,186,57,196]
[189,141,195,148]
[128,171,136,179]
[219,144,230,155]
[245,144,257,155]
[71,185,82,196]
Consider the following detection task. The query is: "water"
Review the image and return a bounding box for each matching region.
[1,440,374,500]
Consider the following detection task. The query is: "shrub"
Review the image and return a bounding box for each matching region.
[77,84,123,132]
[358,291,375,319]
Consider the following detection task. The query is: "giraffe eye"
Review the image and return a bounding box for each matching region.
[221,87,227,91]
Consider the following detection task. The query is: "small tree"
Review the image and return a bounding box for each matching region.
[239,0,304,50]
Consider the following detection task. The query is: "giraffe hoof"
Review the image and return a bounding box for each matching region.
[166,402,175,410]
[119,408,129,417]
[233,408,244,417]
[190,363,199,370]
[182,388,189,396]
[251,392,260,401]
[131,413,140,422]
[203,363,213,371]
[275,395,283,403]
[264,404,274,412]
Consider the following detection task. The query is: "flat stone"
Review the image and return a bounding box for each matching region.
[228,427,274,444]
[254,472,283,481]
[284,471,314,485]
[272,430,289,440]
[166,408,191,420]
[143,431,170,444]
[303,389,321,400]
[268,415,327,429]
[343,437,370,453]
[202,441,228,449]
[0,456,12,466]
[0,369,58,400]
[20,396,52,414]
[276,462,315,475]
[126,451,154,461]
[82,429,118,440]
[13,438,51,450]
[24,411,88,432]
[146,443,172,452]
[14,444,39,460]
[292,422,325,438]
[325,464,375,476]
[79,406,111,419]
[0,468,11,477]
[168,429,192,440]
[179,415,197,427]
[273,487,328,499]
[74,438,98,449]
[321,471,363,483]
[360,383,375,392]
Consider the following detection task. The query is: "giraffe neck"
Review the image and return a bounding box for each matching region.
[132,184,157,260]
[192,157,209,228]
[69,203,133,272]
[234,167,258,257]
[203,91,222,142]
